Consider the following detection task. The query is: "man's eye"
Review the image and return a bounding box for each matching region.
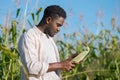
[57,24,62,27]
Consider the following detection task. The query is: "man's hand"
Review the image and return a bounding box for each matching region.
[59,54,80,71]
[59,59,77,71]
[48,54,81,72]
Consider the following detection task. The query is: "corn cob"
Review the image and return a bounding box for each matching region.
[72,46,90,63]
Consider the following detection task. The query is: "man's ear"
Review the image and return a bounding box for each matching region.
[46,17,52,24]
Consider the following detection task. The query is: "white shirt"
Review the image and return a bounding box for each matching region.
[18,26,61,80]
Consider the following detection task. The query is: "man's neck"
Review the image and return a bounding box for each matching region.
[37,25,45,33]
[37,25,50,38]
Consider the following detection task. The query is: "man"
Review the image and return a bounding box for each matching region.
[18,5,78,80]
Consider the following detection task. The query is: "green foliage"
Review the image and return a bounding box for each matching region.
[0,3,120,80]
[27,7,43,27]
[57,26,120,80]
[0,5,43,80]
[0,9,22,79]
[31,7,43,25]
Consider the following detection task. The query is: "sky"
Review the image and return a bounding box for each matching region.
[0,0,120,36]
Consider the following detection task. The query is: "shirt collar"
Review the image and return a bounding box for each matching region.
[33,25,46,36]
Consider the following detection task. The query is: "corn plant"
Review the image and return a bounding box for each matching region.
[0,1,120,80]
[0,2,43,79]
[56,17,120,80]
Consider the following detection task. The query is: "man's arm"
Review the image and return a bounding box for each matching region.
[18,33,49,75]
[47,54,78,72]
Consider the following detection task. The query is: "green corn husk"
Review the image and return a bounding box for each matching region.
[72,46,90,63]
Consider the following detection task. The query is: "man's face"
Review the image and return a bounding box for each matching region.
[45,17,65,37]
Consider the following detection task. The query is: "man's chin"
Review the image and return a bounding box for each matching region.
[50,34,54,37]
[48,34,54,37]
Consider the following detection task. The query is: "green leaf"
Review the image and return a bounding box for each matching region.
[31,13,34,21]
[36,7,42,15]
[0,45,16,58]
[16,8,21,18]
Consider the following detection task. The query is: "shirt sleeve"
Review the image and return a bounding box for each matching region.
[18,32,49,76]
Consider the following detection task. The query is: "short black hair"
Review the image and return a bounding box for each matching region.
[43,5,66,19]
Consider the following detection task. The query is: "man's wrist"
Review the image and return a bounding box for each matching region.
[48,62,63,72]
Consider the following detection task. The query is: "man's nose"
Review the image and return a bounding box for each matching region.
[57,27,60,32]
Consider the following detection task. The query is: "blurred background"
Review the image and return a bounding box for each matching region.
[0,0,120,80]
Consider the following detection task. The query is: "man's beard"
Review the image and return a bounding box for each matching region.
[45,29,54,37]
